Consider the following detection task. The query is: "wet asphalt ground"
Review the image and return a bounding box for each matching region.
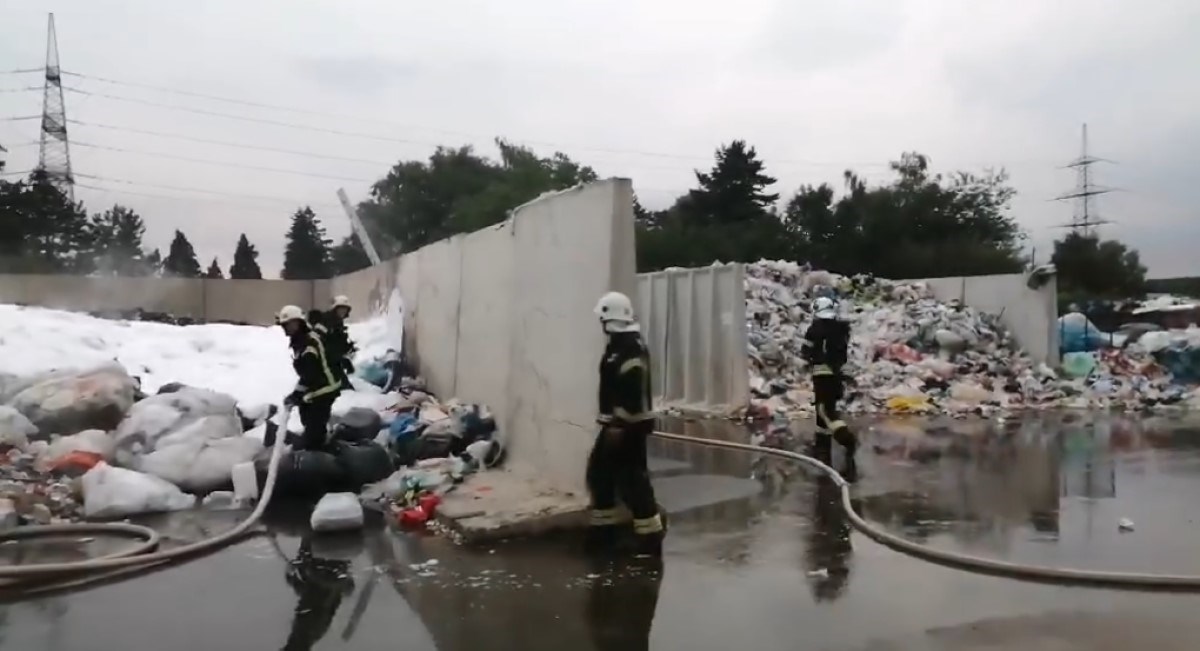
[3,412,1200,650]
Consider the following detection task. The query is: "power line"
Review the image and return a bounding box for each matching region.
[63,86,444,148]
[74,172,342,209]
[56,73,1053,170]
[75,182,316,216]
[0,68,42,75]
[1,116,41,121]
[61,69,473,137]
[0,87,41,93]
[0,170,34,177]
[67,119,393,166]
[57,83,837,165]
[72,141,375,183]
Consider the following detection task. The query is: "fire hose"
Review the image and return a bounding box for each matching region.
[0,405,292,599]
[652,430,1200,591]
[0,407,1198,599]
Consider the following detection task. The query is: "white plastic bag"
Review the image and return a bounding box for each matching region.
[140,435,262,493]
[310,492,364,532]
[81,463,196,519]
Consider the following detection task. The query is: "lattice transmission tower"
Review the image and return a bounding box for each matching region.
[1053,123,1115,235]
[37,13,74,202]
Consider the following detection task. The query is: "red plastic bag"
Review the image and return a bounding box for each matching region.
[49,451,104,474]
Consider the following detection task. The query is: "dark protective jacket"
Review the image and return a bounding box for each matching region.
[311,310,356,374]
[597,332,654,427]
[801,317,851,376]
[288,325,343,404]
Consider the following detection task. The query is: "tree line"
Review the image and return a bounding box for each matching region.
[0,138,1150,298]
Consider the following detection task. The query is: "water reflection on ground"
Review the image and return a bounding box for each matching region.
[822,412,1200,574]
[1,413,1200,650]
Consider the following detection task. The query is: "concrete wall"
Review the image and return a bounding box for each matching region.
[636,264,749,412]
[333,179,636,493]
[0,274,317,324]
[912,272,1060,364]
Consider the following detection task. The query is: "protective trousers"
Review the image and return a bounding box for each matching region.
[586,421,663,535]
[813,374,855,449]
[298,395,337,451]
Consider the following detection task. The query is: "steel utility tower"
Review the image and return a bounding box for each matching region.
[1053,124,1113,235]
[37,13,74,202]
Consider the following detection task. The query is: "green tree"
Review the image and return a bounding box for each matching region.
[635,140,791,271]
[162,229,202,278]
[330,234,372,275]
[89,205,154,276]
[684,140,779,224]
[780,153,1024,278]
[205,257,224,279]
[229,234,263,279]
[281,206,333,280]
[360,139,597,251]
[0,170,94,273]
[1052,232,1146,302]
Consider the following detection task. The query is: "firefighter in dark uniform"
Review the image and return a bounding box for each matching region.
[311,295,357,383]
[277,305,344,451]
[801,295,859,480]
[586,291,667,557]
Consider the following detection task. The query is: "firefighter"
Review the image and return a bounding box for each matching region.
[586,291,667,557]
[801,295,859,480]
[311,295,357,381]
[277,305,343,451]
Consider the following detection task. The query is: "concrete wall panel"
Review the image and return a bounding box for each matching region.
[636,264,749,411]
[912,272,1059,364]
[204,279,314,324]
[454,222,515,427]
[506,180,636,489]
[0,275,205,317]
[395,252,421,360]
[414,236,463,397]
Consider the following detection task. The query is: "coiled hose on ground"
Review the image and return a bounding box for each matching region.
[652,430,1200,591]
[0,405,292,599]
[0,410,1196,600]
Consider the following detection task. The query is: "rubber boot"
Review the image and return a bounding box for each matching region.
[584,525,620,555]
[631,511,666,558]
[833,427,858,483]
[809,433,833,466]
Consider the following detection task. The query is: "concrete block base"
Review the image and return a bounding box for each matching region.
[436,471,590,544]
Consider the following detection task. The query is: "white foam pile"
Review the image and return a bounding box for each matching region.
[0,304,388,408]
[744,261,1200,418]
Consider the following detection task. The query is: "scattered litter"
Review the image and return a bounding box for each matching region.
[744,261,1200,419]
[1118,517,1135,532]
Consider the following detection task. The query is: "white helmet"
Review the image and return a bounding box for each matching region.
[332,295,351,310]
[277,304,305,324]
[594,291,639,333]
[813,296,837,320]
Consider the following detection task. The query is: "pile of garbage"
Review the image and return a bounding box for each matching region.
[744,261,1200,418]
[0,355,504,529]
[1057,311,1200,404]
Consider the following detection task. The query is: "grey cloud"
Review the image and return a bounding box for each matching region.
[295,55,422,96]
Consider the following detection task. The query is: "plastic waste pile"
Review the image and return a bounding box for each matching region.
[744,261,1200,418]
[1055,312,1200,407]
[352,366,505,531]
[0,356,505,529]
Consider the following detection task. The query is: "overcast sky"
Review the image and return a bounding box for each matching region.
[0,0,1196,277]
